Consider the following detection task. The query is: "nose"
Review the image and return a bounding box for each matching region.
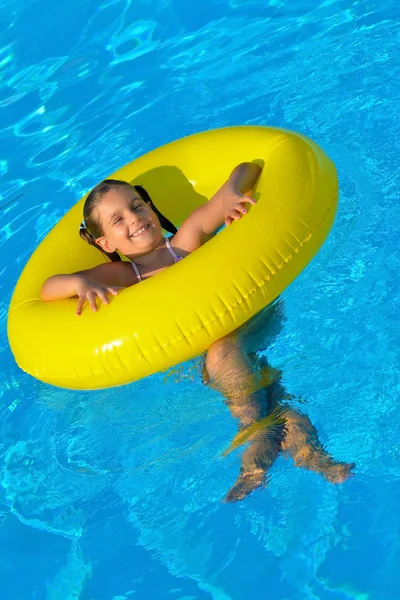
[128,210,138,225]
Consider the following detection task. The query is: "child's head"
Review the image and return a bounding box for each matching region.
[79,180,176,261]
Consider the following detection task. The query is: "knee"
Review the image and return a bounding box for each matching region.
[282,410,316,447]
[205,336,239,380]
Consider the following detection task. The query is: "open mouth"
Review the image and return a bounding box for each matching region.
[130,224,150,238]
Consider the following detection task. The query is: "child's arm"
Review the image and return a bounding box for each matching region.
[172,162,262,253]
[41,263,129,315]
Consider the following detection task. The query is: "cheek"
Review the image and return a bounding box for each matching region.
[151,219,162,234]
[148,211,161,229]
[104,227,125,245]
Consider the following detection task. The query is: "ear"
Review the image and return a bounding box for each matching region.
[95,236,115,253]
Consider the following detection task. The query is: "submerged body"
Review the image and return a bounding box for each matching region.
[205,303,354,501]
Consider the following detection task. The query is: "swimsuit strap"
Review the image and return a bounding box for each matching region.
[131,261,142,282]
[165,236,182,263]
[131,237,181,281]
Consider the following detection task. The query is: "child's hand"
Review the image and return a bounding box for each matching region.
[224,189,256,226]
[76,276,122,316]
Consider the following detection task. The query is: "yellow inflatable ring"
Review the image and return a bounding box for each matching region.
[8,126,338,390]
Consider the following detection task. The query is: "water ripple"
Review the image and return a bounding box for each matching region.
[107,20,160,65]
[0,0,399,597]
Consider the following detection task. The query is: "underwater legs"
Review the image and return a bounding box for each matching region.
[205,336,354,502]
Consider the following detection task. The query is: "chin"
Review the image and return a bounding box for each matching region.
[126,235,160,255]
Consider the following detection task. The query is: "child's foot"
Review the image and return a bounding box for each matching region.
[320,460,355,484]
[225,468,266,503]
[287,442,355,483]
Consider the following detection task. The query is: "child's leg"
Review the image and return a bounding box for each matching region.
[204,336,265,425]
[204,302,354,500]
[279,408,355,483]
[263,378,354,482]
[205,336,284,501]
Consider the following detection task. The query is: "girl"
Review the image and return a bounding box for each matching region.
[42,163,354,501]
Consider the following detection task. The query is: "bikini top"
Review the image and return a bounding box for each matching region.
[130,237,182,283]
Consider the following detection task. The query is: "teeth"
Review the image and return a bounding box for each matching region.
[132,225,147,237]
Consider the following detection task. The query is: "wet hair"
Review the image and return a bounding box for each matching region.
[79,179,177,262]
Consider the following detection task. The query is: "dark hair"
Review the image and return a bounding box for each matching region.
[79,179,177,262]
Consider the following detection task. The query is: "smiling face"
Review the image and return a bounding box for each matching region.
[94,186,163,258]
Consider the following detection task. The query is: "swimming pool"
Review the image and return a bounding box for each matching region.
[1,0,399,598]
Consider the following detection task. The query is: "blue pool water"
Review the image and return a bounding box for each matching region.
[1,0,400,598]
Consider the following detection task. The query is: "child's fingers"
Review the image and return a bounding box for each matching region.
[97,289,110,305]
[87,291,98,312]
[76,288,118,315]
[107,286,122,295]
[237,195,256,205]
[230,209,242,221]
[226,201,253,224]
[225,210,242,224]
[76,296,85,316]
[231,201,247,215]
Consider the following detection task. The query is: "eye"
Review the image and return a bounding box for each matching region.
[131,203,142,211]
[113,216,122,225]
